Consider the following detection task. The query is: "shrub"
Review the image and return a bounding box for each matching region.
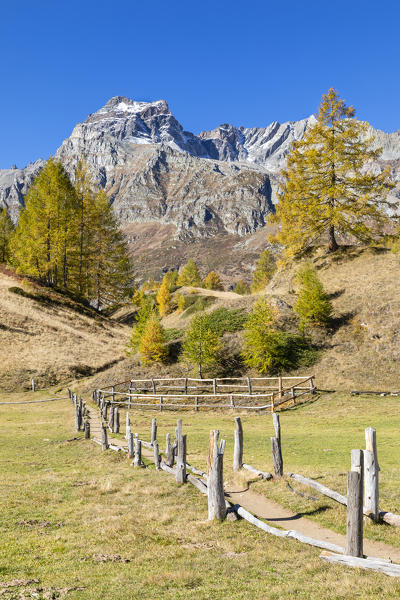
[176,293,186,313]
[206,307,247,334]
[233,280,250,295]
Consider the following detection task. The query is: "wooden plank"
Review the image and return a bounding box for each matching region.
[320,551,400,577]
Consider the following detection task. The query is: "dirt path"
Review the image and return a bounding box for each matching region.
[87,406,400,563]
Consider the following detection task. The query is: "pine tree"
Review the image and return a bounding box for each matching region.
[156,277,172,316]
[250,249,276,292]
[181,313,221,378]
[203,270,224,290]
[242,299,293,374]
[0,208,15,263]
[233,279,250,295]
[131,295,156,350]
[294,263,332,329]
[176,293,186,313]
[163,270,179,291]
[177,259,202,287]
[272,88,395,259]
[139,314,167,364]
[89,189,133,309]
[11,159,76,286]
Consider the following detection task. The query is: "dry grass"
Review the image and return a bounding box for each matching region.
[0,270,131,391]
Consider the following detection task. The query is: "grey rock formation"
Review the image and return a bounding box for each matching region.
[1,95,400,235]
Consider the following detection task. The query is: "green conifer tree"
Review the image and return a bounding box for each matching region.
[156,277,172,316]
[294,264,332,329]
[131,295,156,351]
[250,250,276,292]
[0,208,15,263]
[233,279,250,295]
[177,259,202,287]
[181,313,221,378]
[272,88,395,259]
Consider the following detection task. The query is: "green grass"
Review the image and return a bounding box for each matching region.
[2,390,400,598]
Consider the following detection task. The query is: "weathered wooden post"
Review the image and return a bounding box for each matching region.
[133,433,142,468]
[103,401,109,421]
[176,435,187,484]
[111,386,115,403]
[278,376,283,401]
[159,396,163,411]
[195,397,199,412]
[31,379,35,392]
[247,377,252,395]
[101,424,109,450]
[364,427,380,522]
[346,449,364,557]
[125,413,131,440]
[151,378,156,394]
[230,395,235,410]
[270,413,283,477]
[184,378,188,395]
[151,418,157,445]
[84,420,90,439]
[153,440,160,470]
[68,388,72,400]
[75,405,80,431]
[108,405,114,431]
[213,378,217,395]
[114,407,120,434]
[128,432,134,459]
[207,430,226,521]
[233,417,243,471]
[165,433,174,467]
[270,393,275,413]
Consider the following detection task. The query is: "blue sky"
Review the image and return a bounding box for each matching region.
[1,0,399,168]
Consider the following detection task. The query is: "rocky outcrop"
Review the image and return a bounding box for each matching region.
[1,96,400,235]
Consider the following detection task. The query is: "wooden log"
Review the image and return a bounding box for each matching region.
[128,432,134,459]
[160,461,176,476]
[320,551,400,577]
[187,473,207,495]
[133,434,142,467]
[242,463,273,480]
[165,433,174,467]
[288,473,347,505]
[84,420,90,439]
[114,407,120,434]
[271,437,283,477]
[207,430,226,521]
[233,417,243,471]
[101,424,109,450]
[186,463,207,478]
[346,469,363,557]
[153,440,160,470]
[140,440,153,450]
[151,418,157,445]
[233,504,344,553]
[176,434,187,484]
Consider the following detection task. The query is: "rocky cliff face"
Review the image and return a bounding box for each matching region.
[1,96,400,238]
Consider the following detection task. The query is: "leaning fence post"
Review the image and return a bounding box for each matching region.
[233,417,243,471]
[270,413,283,476]
[208,430,226,520]
[151,418,157,445]
[84,420,90,439]
[346,449,364,557]
[364,427,379,521]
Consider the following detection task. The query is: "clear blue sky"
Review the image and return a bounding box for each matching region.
[1,0,399,168]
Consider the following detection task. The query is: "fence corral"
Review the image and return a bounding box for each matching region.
[94,375,316,412]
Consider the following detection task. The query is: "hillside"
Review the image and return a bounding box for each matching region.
[0,267,131,391]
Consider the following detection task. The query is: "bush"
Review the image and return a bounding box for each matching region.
[294,263,332,329]
[184,295,215,315]
[233,280,250,295]
[250,249,276,292]
[206,307,247,334]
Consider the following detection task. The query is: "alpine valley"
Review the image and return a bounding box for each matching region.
[1,96,399,282]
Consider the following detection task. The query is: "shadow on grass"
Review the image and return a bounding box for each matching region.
[263,505,332,522]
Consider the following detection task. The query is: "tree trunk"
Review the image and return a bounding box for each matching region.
[328,224,339,252]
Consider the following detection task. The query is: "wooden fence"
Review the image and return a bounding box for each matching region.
[94,375,316,412]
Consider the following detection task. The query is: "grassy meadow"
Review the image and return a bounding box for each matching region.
[1,389,400,598]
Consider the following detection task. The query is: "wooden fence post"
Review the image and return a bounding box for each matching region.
[166,433,174,467]
[114,407,120,434]
[159,397,163,411]
[152,378,156,394]
[103,402,109,421]
[271,393,275,413]
[208,430,226,521]
[309,377,315,393]
[364,427,379,521]
[125,412,131,440]
[101,424,109,450]
[176,434,187,484]
[247,377,252,395]
[195,397,199,412]
[111,386,115,403]
[230,395,235,410]
[133,433,142,467]
[108,405,114,432]
[213,379,217,395]
[75,405,80,431]
[151,418,157,445]
[272,413,281,443]
[128,432,134,459]
[31,379,35,392]
[271,413,283,476]
[184,378,188,395]
[346,450,364,557]
[278,376,283,401]
[84,420,90,439]
[233,417,243,471]
[153,440,160,470]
